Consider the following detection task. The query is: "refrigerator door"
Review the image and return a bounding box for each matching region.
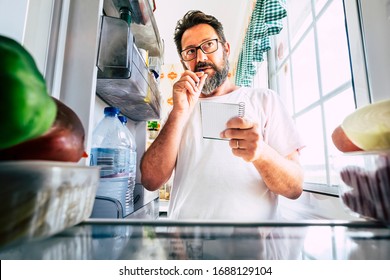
[1,0,159,219]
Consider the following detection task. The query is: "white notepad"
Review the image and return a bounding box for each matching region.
[200,101,245,140]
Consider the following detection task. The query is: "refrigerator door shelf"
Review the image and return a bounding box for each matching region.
[96,15,134,79]
[96,15,161,121]
[90,183,159,219]
[96,69,161,121]
[103,0,163,57]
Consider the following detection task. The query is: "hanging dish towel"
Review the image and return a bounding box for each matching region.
[235,0,287,87]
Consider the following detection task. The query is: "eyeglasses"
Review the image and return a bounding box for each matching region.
[180,39,221,61]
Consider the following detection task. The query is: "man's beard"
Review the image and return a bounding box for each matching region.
[195,53,229,96]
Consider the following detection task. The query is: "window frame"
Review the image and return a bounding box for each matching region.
[267,0,372,196]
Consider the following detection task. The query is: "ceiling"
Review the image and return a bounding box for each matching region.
[153,0,253,65]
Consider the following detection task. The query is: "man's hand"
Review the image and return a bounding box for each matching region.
[220,117,263,162]
[172,71,208,115]
[221,116,303,198]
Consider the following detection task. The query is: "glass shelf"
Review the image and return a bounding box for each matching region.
[1,220,389,259]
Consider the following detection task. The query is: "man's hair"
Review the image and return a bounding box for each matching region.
[174,10,227,55]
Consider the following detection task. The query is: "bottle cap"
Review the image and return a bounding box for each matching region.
[118,115,127,124]
[104,107,120,116]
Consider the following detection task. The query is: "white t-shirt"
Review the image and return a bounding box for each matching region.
[167,87,304,221]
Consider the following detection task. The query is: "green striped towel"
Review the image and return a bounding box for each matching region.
[235,0,287,87]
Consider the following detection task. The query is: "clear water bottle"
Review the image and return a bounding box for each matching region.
[118,115,137,212]
[90,107,130,213]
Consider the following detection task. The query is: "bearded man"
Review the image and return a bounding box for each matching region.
[140,10,305,221]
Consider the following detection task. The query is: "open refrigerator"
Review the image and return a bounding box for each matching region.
[0,0,163,219]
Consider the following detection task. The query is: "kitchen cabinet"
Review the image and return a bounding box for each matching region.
[1,220,389,260]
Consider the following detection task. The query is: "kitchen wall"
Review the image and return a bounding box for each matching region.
[360,0,390,102]
[154,0,254,66]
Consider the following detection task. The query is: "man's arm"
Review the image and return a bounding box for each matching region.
[141,71,208,191]
[252,147,303,199]
[140,110,187,191]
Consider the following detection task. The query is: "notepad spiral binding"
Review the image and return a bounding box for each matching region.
[238,102,245,117]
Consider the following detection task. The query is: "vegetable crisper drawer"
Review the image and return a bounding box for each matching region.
[96,15,161,121]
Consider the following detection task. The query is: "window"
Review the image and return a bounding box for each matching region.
[268,0,370,195]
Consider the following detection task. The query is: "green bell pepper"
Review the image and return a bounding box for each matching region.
[0,35,57,149]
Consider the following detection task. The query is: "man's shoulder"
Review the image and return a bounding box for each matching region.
[240,86,276,95]
[238,86,279,101]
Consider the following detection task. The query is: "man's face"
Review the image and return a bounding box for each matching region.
[195,52,229,95]
[181,24,230,95]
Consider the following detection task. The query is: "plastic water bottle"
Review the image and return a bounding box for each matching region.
[118,115,137,212]
[90,107,130,213]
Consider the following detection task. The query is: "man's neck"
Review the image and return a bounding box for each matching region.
[200,79,240,98]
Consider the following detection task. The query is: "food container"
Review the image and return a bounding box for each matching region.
[0,160,100,249]
[334,151,390,223]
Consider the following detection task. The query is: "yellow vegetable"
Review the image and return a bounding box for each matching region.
[342,99,390,151]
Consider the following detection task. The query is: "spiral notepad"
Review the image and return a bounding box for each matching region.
[200,101,245,140]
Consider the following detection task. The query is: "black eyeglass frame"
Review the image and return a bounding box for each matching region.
[180,38,222,61]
